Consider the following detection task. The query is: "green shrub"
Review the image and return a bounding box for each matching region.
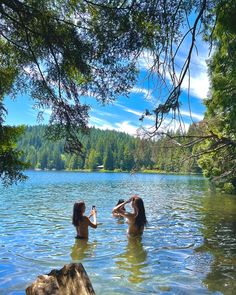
[223,182,235,194]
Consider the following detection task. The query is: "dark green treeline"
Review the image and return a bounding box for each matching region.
[18,125,201,173]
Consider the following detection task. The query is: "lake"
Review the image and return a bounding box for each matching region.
[0,171,236,294]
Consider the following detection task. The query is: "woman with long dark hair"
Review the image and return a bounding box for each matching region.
[72,201,97,239]
[112,195,147,236]
[112,199,126,218]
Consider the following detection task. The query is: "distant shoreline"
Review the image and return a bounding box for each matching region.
[31,168,203,176]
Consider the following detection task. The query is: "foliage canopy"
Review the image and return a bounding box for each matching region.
[1,0,236,190]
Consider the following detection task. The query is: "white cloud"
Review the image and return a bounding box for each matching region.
[138,119,191,139]
[89,112,195,139]
[137,42,210,100]
[158,118,190,132]
[89,116,114,129]
[115,103,143,117]
[115,121,139,136]
[137,50,155,71]
[180,110,204,121]
[180,49,210,99]
[115,103,159,123]
[91,109,119,118]
[181,71,209,99]
[89,115,140,136]
[115,102,203,126]
[130,86,154,102]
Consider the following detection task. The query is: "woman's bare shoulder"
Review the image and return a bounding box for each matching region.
[121,211,135,220]
[81,216,90,223]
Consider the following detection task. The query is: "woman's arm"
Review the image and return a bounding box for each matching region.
[112,197,135,221]
[116,210,134,221]
[87,209,97,228]
[112,197,132,214]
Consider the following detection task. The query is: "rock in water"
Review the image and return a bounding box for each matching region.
[26,263,95,295]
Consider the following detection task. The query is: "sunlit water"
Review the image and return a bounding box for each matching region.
[0,171,236,295]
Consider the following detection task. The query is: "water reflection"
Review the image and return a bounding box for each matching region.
[71,239,97,261]
[114,216,126,225]
[115,237,148,283]
[196,193,236,294]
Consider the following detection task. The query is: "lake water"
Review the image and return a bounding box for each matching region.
[0,171,236,295]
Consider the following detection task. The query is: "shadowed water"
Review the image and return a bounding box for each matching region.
[0,171,236,294]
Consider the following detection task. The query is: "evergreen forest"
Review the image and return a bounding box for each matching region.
[18,125,201,174]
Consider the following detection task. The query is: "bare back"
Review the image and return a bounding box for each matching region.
[76,216,97,239]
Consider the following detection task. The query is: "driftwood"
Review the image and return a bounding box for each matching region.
[26,263,95,295]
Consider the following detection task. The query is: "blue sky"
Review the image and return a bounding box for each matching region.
[4,40,209,136]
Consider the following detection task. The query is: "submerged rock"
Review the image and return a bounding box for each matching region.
[26,263,95,295]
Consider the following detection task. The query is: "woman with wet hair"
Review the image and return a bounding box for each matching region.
[72,201,97,239]
[112,199,126,217]
[112,195,147,236]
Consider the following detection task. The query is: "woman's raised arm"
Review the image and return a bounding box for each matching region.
[112,197,132,214]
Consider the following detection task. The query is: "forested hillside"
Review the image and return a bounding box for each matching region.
[18,126,201,174]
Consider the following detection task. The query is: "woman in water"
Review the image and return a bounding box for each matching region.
[112,199,126,217]
[112,195,147,236]
[72,201,97,239]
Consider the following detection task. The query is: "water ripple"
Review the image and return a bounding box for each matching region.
[0,172,235,294]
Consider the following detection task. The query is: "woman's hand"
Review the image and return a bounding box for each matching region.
[91,209,97,215]
[89,208,97,217]
[88,208,97,227]
[126,197,133,203]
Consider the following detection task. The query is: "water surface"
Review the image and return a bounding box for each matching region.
[0,171,236,294]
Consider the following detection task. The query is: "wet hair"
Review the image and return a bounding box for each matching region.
[133,196,147,229]
[116,199,126,212]
[72,201,85,226]
[116,199,125,206]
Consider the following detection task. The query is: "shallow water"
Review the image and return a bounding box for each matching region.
[0,171,236,294]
